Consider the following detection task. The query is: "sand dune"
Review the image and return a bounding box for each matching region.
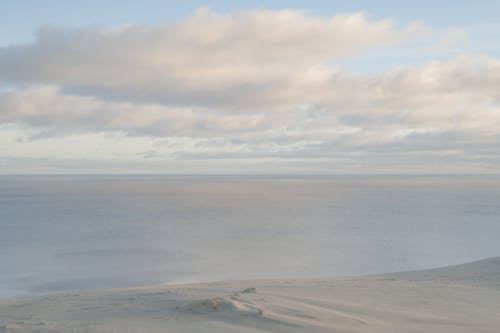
[1,257,500,332]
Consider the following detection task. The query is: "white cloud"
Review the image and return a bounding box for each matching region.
[0,86,279,138]
[0,8,499,172]
[0,8,419,107]
[1,56,499,144]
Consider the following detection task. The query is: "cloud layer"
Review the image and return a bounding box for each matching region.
[0,8,499,171]
[0,9,417,106]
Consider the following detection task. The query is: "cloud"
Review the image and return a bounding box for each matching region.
[0,86,272,137]
[1,56,499,144]
[0,8,419,107]
[0,8,499,172]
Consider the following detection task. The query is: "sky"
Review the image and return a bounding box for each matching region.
[1,1,500,174]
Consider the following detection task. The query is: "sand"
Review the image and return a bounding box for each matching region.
[1,257,500,333]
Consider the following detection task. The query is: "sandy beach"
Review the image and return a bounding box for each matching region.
[1,257,499,333]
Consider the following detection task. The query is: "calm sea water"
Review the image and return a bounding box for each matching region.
[1,175,500,298]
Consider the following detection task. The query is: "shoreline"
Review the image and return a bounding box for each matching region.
[1,257,500,332]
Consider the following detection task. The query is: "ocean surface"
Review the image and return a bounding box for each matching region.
[1,175,500,298]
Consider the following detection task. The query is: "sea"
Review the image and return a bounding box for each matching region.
[1,175,500,298]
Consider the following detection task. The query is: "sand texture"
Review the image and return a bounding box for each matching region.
[1,257,500,333]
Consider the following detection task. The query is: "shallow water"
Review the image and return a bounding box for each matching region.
[1,175,500,298]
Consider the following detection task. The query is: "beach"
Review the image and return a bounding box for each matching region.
[2,257,499,333]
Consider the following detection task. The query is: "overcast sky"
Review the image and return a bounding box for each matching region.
[1,1,499,174]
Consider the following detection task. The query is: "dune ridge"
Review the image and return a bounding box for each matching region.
[1,257,500,332]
